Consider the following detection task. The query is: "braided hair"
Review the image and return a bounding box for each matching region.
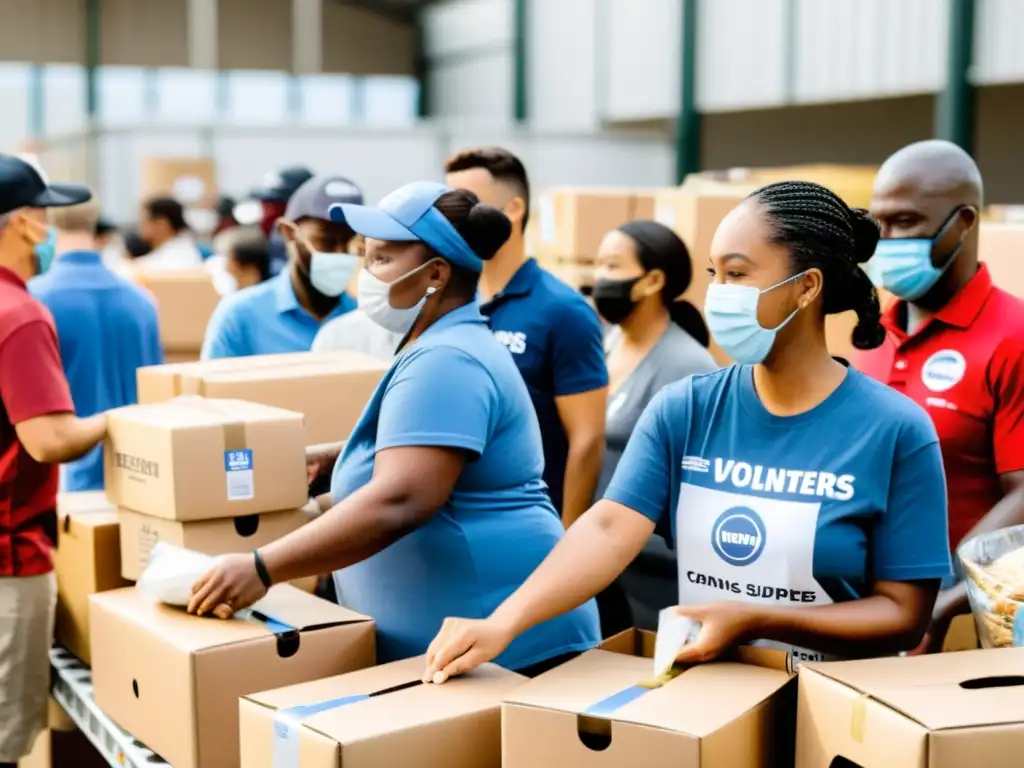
[750,181,886,350]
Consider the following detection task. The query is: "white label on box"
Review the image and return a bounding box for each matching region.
[655,203,675,228]
[272,713,301,768]
[539,195,556,244]
[224,449,255,501]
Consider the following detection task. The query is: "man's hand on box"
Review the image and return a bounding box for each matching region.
[306,442,345,485]
[187,553,269,619]
[672,602,765,665]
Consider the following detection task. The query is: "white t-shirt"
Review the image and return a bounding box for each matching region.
[136,234,203,270]
[312,309,404,361]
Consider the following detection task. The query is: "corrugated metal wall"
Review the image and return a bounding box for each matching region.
[526,0,599,130]
[974,0,1024,84]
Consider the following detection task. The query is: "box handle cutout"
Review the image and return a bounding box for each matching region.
[233,514,260,537]
[274,630,301,658]
[576,714,612,751]
[829,758,863,768]
[132,679,140,698]
[959,675,1024,690]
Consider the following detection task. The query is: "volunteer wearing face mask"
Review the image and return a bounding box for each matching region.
[187,181,600,675]
[200,176,361,359]
[422,181,953,683]
[591,220,718,636]
[858,140,1024,653]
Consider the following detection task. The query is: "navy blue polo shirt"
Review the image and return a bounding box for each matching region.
[201,269,356,359]
[480,258,608,512]
[30,251,163,491]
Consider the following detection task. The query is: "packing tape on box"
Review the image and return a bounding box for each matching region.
[850,693,869,743]
[581,685,652,717]
[174,396,248,451]
[273,680,423,767]
[248,609,297,636]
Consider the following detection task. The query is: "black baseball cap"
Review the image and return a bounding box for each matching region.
[284,175,364,222]
[0,154,92,216]
[253,166,315,203]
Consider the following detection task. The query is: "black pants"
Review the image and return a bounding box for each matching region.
[513,650,582,678]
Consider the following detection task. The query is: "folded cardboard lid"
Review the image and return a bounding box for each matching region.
[244,656,523,744]
[504,647,790,738]
[133,268,215,285]
[804,648,1024,730]
[195,358,389,385]
[90,585,371,653]
[61,510,119,529]
[57,491,115,516]
[109,397,304,428]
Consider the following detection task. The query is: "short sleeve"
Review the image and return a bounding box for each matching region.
[603,386,675,523]
[872,416,952,581]
[0,320,74,424]
[990,336,1024,475]
[201,300,249,360]
[549,299,609,397]
[376,346,498,456]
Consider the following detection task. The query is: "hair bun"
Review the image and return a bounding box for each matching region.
[849,208,881,264]
[461,203,512,261]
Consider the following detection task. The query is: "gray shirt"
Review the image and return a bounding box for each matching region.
[596,323,718,500]
[311,309,404,361]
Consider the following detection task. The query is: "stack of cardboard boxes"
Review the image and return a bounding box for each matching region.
[132,269,222,364]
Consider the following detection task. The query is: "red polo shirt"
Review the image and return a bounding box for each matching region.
[0,265,75,576]
[854,263,1024,549]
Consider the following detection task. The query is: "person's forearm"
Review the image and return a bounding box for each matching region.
[561,437,603,528]
[50,414,107,463]
[752,596,927,658]
[490,507,645,637]
[258,483,430,583]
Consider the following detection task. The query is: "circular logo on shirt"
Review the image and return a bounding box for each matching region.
[711,507,766,567]
[921,349,966,393]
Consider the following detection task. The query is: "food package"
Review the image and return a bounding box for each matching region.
[959,525,1024,648]
[650,607,702,681]
[137,542,215,607]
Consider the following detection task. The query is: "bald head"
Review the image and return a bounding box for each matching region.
[875,140,982,208]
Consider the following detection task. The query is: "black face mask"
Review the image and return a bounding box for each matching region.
[592,276,643,325]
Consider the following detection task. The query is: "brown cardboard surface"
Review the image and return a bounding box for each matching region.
[103,397,307,521]
[54,509,130,664]
[117,506,308,581]
[503,628,793,767]
[796,648,1024,768]
[90,585,375,768]
[239,656,524,767]
[140,156,217,203]
[536,188,661,262]
[980,223,1024,300]
[132,269,221,352]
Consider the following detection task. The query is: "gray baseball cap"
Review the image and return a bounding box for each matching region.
[284,175,364,223]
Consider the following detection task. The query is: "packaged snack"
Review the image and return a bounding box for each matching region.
[959,525,1024,648]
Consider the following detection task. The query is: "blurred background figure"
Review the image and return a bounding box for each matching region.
[136,196,203,269]
[234,166,315,277]
[29,195,162,492]
[210,224,271,294]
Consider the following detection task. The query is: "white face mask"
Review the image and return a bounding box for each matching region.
[310,251,358,297]
[358,263,436,335]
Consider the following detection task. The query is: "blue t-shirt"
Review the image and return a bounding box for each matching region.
[606,365,952,663]
[201,269,355,359]
[480,259,608,512]
[30,251,163,491]
[330,301,600,669]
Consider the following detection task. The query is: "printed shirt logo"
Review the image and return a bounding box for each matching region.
[712,458,855,501]
[681,456,710,473]
[711,507,766,566]
[493,330,528,355]
[921,349,966,393]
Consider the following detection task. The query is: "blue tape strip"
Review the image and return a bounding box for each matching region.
[581,685,651,718]
[279,694,371,721]
[273,693,371,768]
[249,611,296,635]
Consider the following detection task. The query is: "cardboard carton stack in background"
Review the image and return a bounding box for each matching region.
[103,397,311,583]
[980,222,1024,300]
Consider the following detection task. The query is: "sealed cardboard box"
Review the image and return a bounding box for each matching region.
[503,629,793,767]
[90,585,375,768]
[141,156,217,203]
[118,506,309,581]
[137,352,389,446]
[132,269,221,352]
[796,648,1024,768]
[104,397,307,521]
[239,655,524,767]
[54,507,131,664]
[536,189,659,262]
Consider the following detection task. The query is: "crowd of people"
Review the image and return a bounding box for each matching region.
[0,137,1022,764]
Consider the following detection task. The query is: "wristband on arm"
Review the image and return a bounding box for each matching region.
[253,549,273,588]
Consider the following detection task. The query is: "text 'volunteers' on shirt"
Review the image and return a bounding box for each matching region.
[604,364,953,665]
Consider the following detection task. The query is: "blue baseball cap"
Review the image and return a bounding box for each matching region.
[328,181,482,273]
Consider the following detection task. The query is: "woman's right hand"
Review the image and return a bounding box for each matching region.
[422,617,514,684]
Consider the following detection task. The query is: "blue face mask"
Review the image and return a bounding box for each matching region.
[865,207,966,301]
[309,251,358,297]
[705,272,806,365]
[33,226,57,276]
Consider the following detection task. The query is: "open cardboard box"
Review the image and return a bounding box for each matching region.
[240,655,524,767]
[90,585,375,768]
[796,648,1024,767]
[502,629,795,767]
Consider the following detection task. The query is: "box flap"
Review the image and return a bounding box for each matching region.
[61,510,119,530]
[57,491,114,515]
[244,656,523,745]
[90,585,369,654]
[504,647,790,738]
[196,358,389,385]
[110,397,304,428]
[805,648,1024,730]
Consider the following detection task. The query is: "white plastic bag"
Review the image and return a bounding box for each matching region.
[653,607,702,677]
[137,542,216,607]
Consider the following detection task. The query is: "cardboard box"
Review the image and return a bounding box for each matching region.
[942,614,980,653]
[137,352,389,446]
[980,222,1024,301]
[19,728,108,768]
[54,508,131,664]
[239,656,525,767]
[503,629,794,767]
[536,189,659,262]
[104,397,307,522]
[118,506,309,581]
[90,585,375,768]
[141,156,218,205]
[796,648,1024,768]
[132,269,222,352]
[56,491,114,516]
